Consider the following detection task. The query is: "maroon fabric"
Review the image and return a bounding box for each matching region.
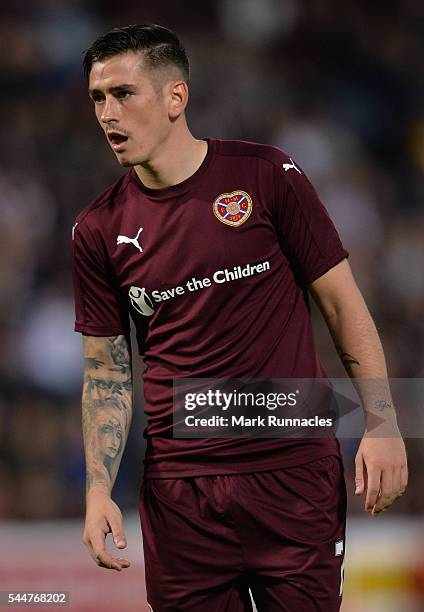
[71,139,349,477]
[139,456,347,611]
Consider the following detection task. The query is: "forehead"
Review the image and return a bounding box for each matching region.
[99,415,121,427]
[89,51,150,90]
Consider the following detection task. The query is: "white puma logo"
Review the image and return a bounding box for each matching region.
[116,227,143,253]
[283,158,301,173]
[71,222,78,240]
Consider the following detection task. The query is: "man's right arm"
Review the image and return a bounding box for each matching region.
[82,334,133,571]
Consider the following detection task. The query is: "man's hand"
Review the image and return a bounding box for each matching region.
[354,436,408,517]
[83,488,130,570]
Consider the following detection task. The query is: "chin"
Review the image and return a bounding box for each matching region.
[117,148,151,168]
[119,155,147,168]
[116,153,135,167]
[120,159,135,167]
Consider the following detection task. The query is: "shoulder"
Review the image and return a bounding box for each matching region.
[213,138,310,200]
[214,138,294,170]
[73,171,132,232]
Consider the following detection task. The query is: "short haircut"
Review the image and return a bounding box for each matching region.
[83,24,189,82]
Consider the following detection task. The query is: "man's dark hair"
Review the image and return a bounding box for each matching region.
[83,24,189,82]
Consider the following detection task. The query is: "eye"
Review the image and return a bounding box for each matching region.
[91,94,104,104]
[94,379,109,389]
[116,90,131,100]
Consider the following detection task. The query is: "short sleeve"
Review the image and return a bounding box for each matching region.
[71,220,130,336]
[272,157,348,284]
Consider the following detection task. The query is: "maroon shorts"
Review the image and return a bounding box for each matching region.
[139,455,347,611]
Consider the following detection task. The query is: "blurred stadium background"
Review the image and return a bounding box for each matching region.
[0,1,423,610]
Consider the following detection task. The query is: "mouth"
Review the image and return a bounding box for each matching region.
[107,130,128,152]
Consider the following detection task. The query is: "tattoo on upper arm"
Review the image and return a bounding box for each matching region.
[82,335,132,491]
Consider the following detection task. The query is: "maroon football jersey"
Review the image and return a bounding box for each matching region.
[72,139,349,477]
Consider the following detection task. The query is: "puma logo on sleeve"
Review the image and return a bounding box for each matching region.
[282,158,301,174]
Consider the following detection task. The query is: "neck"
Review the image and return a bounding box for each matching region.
[134,126,208,190]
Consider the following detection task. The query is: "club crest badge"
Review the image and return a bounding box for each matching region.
[213,190,253,227]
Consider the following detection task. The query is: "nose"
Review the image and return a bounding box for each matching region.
[100,95,120,124]
[112,430,120,449]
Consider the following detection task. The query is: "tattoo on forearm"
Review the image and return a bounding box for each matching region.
[336,345,360,374]
[374,400,392,412]
[84,357,104,370]
[86,376,129,398]
[109,336,131,375]
[82,335,132,493]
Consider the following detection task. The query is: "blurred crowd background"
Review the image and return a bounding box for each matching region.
[0,0,423,521]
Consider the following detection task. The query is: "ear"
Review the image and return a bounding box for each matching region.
[167,80,188,119]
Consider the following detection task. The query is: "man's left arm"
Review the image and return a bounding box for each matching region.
[309,258,408,517]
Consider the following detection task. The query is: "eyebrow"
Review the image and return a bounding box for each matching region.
[88,84,136,96]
